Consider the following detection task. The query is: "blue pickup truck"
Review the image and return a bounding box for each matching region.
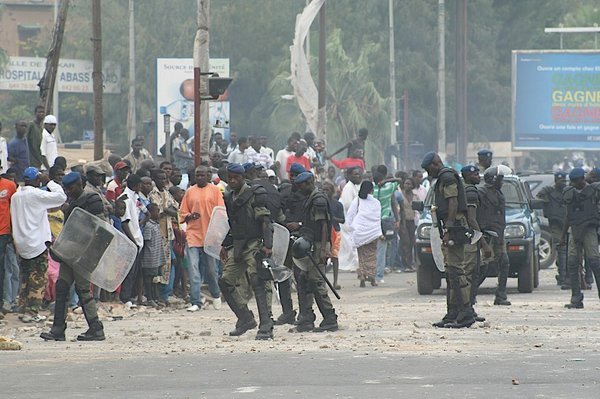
[413,175,543,295]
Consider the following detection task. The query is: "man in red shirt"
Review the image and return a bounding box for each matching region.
[327,148,365,172]
[0,169,18,318]
[105,161,130,202]
[285,139,311,179]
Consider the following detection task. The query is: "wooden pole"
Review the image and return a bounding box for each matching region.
[437,0,446,157]
[39,0,69,113]
[388,0,397,170]
[316,2,326,142]
[455,0,467,164]
[92,0,104,160]
[127,0,136,143]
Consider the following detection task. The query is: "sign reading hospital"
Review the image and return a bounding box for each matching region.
[512,51,600,149]
[0,56,121,94]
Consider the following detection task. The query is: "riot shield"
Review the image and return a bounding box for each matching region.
[51,208,137,291]
[203,206,229,260]
[430,224,446,272]
[272,223,290,267]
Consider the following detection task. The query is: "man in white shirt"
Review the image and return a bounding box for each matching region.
[227,136,249,164]
[118,173,145,306]
[275,136,298,182]
[40,115,59,170]
[340,167,363,212]
[246,136,273,169]
[412,170,428,200]
[259,136,275,160]
[10,167,67,322]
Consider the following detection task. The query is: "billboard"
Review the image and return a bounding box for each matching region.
[155,58,230,154]
[512,51,600,150]
[0,56,121,93]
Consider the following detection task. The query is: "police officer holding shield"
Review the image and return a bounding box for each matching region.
[561,167,600,309]
[219,163,275,340]
[537,171,569,289]
[477,166,512,306]
[41,172,106,341]
[422,152,475,329]
[291,171,339,332]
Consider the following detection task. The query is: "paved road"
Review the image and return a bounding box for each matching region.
[2,267,600,398]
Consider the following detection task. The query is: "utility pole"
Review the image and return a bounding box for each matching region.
[39,0,69,114]
[316,2,326,143]
[455,0,467,164]
[194,0,210,166]
[437,0,446,157]
[388,0,397,170]
[92,0,103,160]
[127,0,136,143]
[403,90,409,170]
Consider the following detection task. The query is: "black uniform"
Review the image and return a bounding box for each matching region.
[537,184,568,287]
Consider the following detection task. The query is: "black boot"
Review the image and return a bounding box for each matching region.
[229,311,258,336]
[313,309,338,332]
[293,269,315,332]
[251,274,274,340]
[220,278,257,336]
[274,310,297,325]
[77,321,105,341]
[40,325,67,341]
[445,305,476,328]
[274,279,296,325]
[432,306,458,327]
[43,279,69,341]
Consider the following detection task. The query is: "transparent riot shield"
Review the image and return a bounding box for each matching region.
[203,206,229,259]
[430,224,446,272]
[271,223,290,267]
[51,208,137,291]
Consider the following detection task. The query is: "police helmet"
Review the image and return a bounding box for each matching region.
[483,165,511,185]
[292,237,313,271]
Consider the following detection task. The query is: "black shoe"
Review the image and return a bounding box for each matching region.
[40,331,66,341]
[229,318,257,336]
[494,299,511,306]
[474,315,486,322]
[290,322,314,333]
[274,311,297,326]
[560,285,571,290]
[564,302,584,309]
[255,328,274,340]
[445,316,476,329]
[76,328,105,341]
[313,314,338,332]
[433,319,452,328]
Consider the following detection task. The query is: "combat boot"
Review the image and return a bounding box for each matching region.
[274,310,297,325]
[40,324,67,341]
[313,310,338,332]
[292,309,316,332]
[77,322,105,341]
[445,305,476,329]
[229,311,258,336]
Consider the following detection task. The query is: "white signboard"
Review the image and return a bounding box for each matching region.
[155,58,230,153]
[0,56,121,93]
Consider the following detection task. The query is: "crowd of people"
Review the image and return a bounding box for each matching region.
[0,105,440,341]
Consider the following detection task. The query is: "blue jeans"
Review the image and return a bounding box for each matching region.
[159,264,176,302]
[3,242,19,306]
[376,239,387,281]
[0,235,10,307]
[186,246,221,306]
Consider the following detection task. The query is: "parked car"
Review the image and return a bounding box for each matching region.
[520,174,557,269]
[413,174,543,295]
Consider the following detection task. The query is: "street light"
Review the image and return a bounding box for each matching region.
[163,113,171,162]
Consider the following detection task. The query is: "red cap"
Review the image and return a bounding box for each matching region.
[114,161,129,171]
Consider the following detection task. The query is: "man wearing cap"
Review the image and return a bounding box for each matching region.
[461,165,492,321]
[40,115,59,171]
[84,163,111,219]
[27,105,45,169]
[41,172,106,341]
[219,163,275,340]
[106,161,130,202]
[537,171,569,289]
[10,167,67,323]
[422,152,475,328]
[560,167,600,309]
[477,149,493,171]
[291,171,339,332]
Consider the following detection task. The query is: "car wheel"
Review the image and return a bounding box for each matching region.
[417,262,435,295]
[518,247,535,293]
[533,246,540,289]
[538,229,556,269]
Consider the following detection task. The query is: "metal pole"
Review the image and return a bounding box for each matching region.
[403,90,409,170]
[194,67,201,167]
[316,2,326,142]
[388,0,397,170]
[127,0,136,143]
[455,0,467,164]
[437,0,446,157]
[92,0,103,161]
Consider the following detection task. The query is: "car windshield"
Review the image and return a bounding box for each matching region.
[423,178,524,208]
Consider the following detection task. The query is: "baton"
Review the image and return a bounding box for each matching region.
[307,255,341,300]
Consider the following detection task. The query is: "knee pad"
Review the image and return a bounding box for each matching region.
[55,279,70,297]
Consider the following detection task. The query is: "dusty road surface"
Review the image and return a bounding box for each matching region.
[2,267,600,398]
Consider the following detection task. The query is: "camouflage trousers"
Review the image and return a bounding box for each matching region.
[18,250,48,314]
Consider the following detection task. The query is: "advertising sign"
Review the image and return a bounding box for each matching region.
[0,56,121,93]
[512,51,600,150]
[155,58,230,154]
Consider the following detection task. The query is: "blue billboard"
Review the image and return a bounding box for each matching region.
[512,51,600,150]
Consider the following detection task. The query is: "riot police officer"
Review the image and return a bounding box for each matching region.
[561,167,600,309]
[477,149,493,171]
[461,165,491,322]
[422,152,475,329]
[219,163,275,340]
[537,171,568,288]
[478,165,512,306]
[291,171,338,332]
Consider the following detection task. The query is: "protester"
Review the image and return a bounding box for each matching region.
[285,139,311,179]
[40,115,58,171]
[328,148,365,171]
[227,136,249,164]
[27,105,45,169]
[124,137,154,173]
[275,136,298,182]
[7,119,29,181]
